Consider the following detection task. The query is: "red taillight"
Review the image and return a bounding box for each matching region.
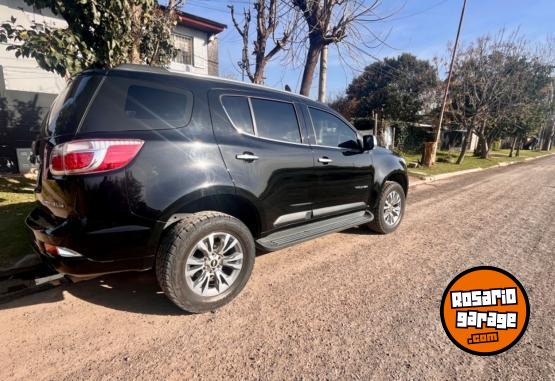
[44,243,58,256]
[49,139,144,176]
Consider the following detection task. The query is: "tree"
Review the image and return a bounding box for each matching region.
[0,0,179,78]
[292,0,387,97]
[448,32,552,162]
[328,95,357,121]
[339,53,438,146]
[229,0,298,84]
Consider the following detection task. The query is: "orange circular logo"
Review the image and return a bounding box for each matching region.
[440,266,529,356]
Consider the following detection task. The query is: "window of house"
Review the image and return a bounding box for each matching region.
[250,98,301,143]
[221,96,255,135]
[309,107,357,148]
[173,34,194,66]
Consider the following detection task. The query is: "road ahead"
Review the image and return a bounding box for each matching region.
[1,155,554,380]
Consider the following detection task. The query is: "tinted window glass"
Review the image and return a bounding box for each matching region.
[125,85,189,121]
[309,107,357,148]
[251,98,300,143]
[221,96,254,134]
[81,77,193,132]
[45,74,103,136]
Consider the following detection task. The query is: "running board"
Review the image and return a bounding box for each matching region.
[256,210,374,251]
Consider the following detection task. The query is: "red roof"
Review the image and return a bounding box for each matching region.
[175,11,226,34]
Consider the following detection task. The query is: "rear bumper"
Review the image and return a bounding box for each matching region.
[34,252,153,277]
[26,206,156,276]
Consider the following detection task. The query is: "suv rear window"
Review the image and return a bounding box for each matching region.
[44,73,103,137]
[80,77,193,132]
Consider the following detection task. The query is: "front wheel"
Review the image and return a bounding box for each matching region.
[156,211,255,313]
[368,181,406,234]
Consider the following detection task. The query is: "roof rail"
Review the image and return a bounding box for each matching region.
[111,64,318,103]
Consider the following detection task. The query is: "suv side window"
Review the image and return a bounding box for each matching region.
[251,98,301,144]
[309,107,357,148]
[81,77,193,132]
[221,96,255,134]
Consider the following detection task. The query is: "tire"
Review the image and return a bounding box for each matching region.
[156,211,255,313]
[368,181,406,234]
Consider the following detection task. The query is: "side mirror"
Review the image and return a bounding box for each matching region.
[363,135,377,151]
[338,139,362,151]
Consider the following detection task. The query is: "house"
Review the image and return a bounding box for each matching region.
[0,0,226,173]
[170,11,226,76]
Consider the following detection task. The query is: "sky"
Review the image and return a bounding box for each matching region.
[181,0,555,99]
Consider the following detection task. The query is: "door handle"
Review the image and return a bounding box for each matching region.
[318,156,333,164]
[236,152,259,161]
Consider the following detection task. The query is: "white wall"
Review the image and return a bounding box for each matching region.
[1,1,213,93]
[0,0,67,94]
[169,25,209,75]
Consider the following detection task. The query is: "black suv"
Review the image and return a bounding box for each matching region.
[26,65,408,312]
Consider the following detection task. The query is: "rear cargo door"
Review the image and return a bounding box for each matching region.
[33,73,104,218]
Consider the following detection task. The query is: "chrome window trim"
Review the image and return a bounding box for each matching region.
[307,105,360,150]
[247,97,258,136]
[219,94,309,147]
[220,94,256,135]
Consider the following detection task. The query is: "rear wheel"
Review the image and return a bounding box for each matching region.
[368,181,405,234]
[156,211,255,313]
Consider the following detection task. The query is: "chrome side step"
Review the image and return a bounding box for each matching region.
[256,210,373,251]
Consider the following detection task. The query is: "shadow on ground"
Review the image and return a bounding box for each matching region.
[0,228,376,314]
[341,225,379,235]
[0,271,186,315]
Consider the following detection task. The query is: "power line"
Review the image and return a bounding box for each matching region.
[384,0,448,22]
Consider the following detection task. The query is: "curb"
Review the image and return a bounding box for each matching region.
[408,152,554,188]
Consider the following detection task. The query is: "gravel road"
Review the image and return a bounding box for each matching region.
[1,155,554,380]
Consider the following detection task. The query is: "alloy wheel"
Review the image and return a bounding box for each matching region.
[185,232,244,297]
[383,190,402,226]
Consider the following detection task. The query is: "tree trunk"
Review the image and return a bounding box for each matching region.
[252,62,266,84]
[456,130,470,164]
[318,44,328,102]
[421,142,437,167]
[543,124,554,151]
[299,43,322,96]
[477,136,489,159]
[516,137,521,157]
[485,135,495,158]
[129,4,143,64]
[252,9,268,84]
[509,135,517,158]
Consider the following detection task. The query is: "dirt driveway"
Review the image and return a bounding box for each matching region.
[1,155,554,380]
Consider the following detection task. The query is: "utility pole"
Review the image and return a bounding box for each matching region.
[317,0,329,103]
[423,0,467,167]
[318,44,328,102]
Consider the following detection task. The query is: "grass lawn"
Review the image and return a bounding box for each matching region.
[403,149,551,177]
[0,176,37,269]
